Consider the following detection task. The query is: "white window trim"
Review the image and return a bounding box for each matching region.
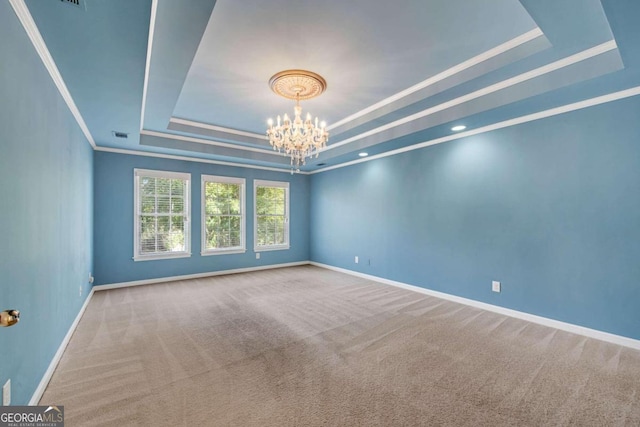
[254,179,290,252]
[133,168,191,261]
[201,174,246,256]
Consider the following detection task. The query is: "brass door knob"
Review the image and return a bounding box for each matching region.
[0,310,19,327]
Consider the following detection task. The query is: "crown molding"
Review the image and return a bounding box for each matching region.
[141,129,279,156]
[139,0,158,131]
[169,117,265,139]
[95,146,310,175]
[311,85,640,174]
[324,40,618,153]
[9,0,96,149]
[328,28,545,131]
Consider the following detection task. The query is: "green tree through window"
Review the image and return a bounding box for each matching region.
[255,180,289,250]
[135,169,190,260]
[202,175,245,254]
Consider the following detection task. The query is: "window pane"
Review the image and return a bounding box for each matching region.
[257,218,267,246]
[275,220,285,245]
[172,215,184,230]
[230,216,240,232]
[157,196,170,214]
[205,217,220,250]
[204,183,216,214]
[156,178,170,195]
[220,216,230,231]
[141,177,156,196]
[171,197,184,214]
[157,215,170,233]
[275,199,285,215]
[167,216,185,251]
[230,231,240,247]
[265,217,275,245]
[229,197,240,215]
[140,216,157,253]
[256,187,269,215]
[140,237,157,254]
[222,199,231,215]
[205,197,217,215]
[230,185,239,200]
[171,179,184,197]
[141,196,156,214]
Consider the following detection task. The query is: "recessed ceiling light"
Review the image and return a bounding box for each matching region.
[359,152,368,157]
[451,125,467,132]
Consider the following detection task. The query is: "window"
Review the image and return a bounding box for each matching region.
[254,180,289,251]
[134,169,191,261]
[201,175,246,255]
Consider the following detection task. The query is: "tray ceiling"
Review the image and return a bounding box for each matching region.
[16,0,640,173]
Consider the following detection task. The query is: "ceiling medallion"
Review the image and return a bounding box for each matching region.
[266,70,329,173]
[269,70,327,100]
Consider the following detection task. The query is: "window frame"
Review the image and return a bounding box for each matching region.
[201,174,247,256]
[133,168,191,262]
[253,179,290,252]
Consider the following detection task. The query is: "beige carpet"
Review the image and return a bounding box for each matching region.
[40,265,640,426]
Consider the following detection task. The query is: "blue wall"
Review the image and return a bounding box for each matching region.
[310,96,640,340]
[0,2,94,405]
[93,151,310,285]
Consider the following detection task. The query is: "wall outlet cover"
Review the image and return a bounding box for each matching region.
[3,379,10,406]
[355,256,359,264]
[492,281,501,293]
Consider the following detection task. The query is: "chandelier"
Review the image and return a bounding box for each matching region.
[266,70,329,171]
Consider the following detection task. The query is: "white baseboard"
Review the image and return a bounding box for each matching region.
[310,262,640,351]
[94,261,311,291]
[29,288,96,405]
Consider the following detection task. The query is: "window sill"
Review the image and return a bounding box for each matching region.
[133,252,191,262]
[201,249,247,257]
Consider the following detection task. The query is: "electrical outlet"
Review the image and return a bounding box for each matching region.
[492,281,501,293]
[3,379,10,406]
[79,286,83,297]
[256,253,260,259]
[88,273,94,284]
[355,256,359,264]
